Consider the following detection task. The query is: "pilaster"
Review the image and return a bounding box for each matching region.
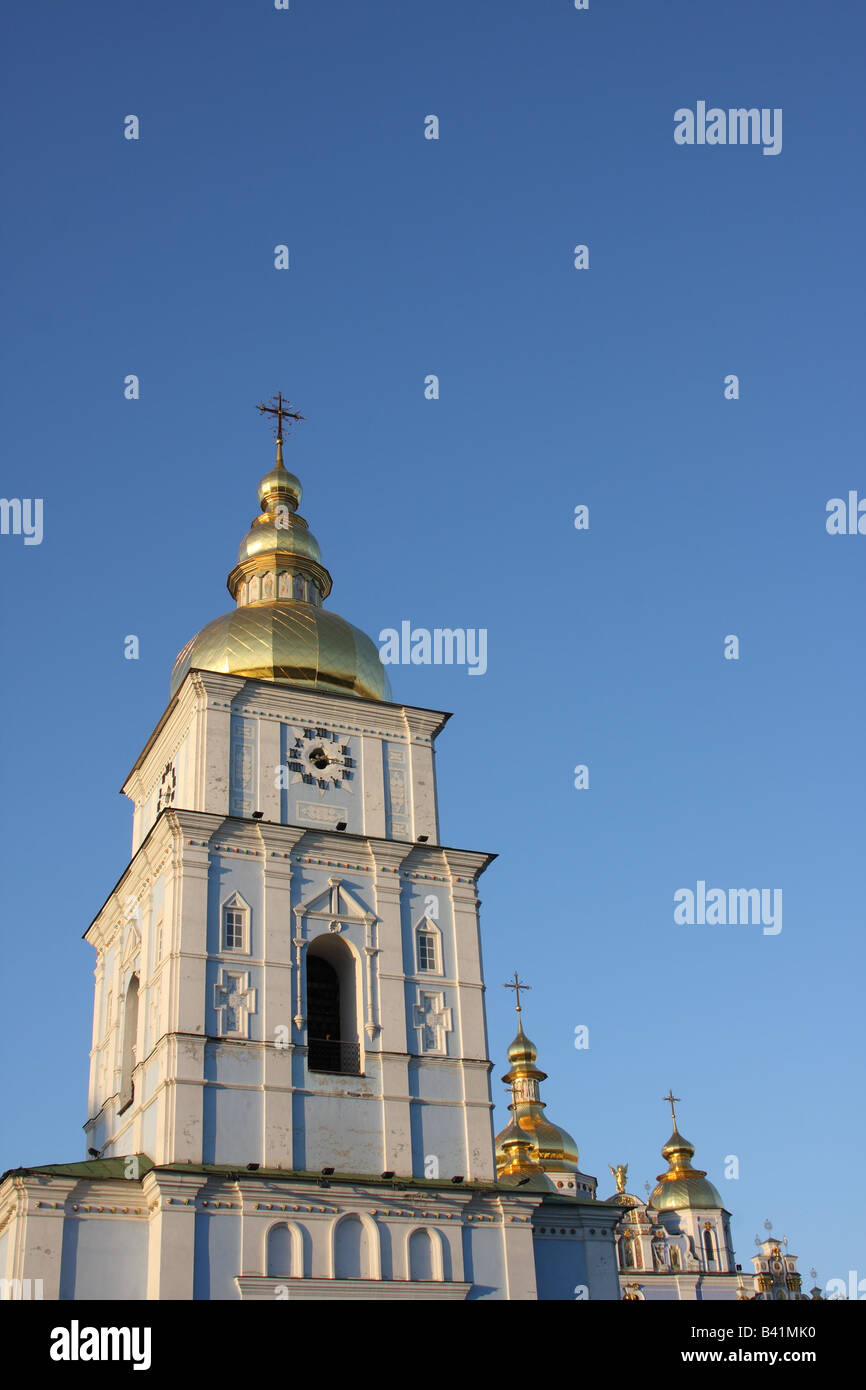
[370,842,412,1174]
[143,1171,202,1300]
[259,826,305,1169]
[495,1197,540,1300]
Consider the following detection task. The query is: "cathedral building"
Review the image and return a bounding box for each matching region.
[0,407,818,1302]
[0,410,623,1301]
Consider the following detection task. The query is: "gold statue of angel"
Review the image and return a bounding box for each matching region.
[609,1163,628,1193]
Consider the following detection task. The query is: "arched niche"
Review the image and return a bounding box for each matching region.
[266,1221,306,1278]
[331,1212,381,1280]
[407,1226,445,1282]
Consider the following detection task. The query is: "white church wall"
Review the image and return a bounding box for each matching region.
[411,1097,470,1182]
[59,1217,148,1301]
[193,1210,243,1300]
[407,1059,466,1103]
[139,1095,159,1158]
[302,1095,383,1174]
[203,1083,262,1167]
[462,1223,515,1301]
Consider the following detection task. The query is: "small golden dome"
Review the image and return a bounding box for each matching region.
[494,1006,581,1180]
[170,429,390,702]
[238,513,323,566]
[507,1018,538,1066]
[648,1124,724,1212]
[257,453,302,511]
[661,1127,696,1167]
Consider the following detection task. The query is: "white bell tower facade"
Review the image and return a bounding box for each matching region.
[85,668,497,1185]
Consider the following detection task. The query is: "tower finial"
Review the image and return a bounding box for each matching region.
[663,1089,681,1127]
[504,972,530,1016]
[256,391,305,465]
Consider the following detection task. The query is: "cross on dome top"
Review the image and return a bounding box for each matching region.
[662,1089,681,1126]
[256,391,305,443]
[504,972,531,1015]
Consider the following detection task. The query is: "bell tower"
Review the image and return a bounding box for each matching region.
[84,408,497,1181]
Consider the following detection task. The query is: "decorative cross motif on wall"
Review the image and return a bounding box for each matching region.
[412,992,453,1054]
[214,971,256,1038]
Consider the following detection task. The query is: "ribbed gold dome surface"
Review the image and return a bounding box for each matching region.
[649,1176,724,1212]
[170,420,390,702]
[170,602,392,701]
[510,1114,580,1169]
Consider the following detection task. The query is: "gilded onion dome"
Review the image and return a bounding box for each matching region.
[497,1119,558,1193]
[648,1122,724,1212]
[170,430,391,702]
[494,1011,581,1184]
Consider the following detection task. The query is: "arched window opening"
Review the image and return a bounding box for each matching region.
[306,936,360,1075]
[703,1227,716,1266]
[119,975,139,1113]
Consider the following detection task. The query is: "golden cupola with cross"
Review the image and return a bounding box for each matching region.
[170,395,391,702]
[649,1092,725,1212]
[494,976,596,1197]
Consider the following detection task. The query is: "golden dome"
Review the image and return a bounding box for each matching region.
[517,1114,580,1170]
[257,457,302,511]
[507,1020,539,1067]
[494,1012,581,1179]
[497,1119,558,1193]
[650,1177,724,1212]
[170,429,391,703]
[170,603,392,701]
[648,1124,724,1212]
[238,512,323,567]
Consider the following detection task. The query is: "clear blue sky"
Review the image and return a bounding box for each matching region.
[1,0,863,1291]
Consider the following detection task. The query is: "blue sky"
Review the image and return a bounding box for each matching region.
[1,0,863,1290]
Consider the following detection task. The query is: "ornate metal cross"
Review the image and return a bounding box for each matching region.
[504,972,531,1013]
[256,391,304,441]
[663,1089,681,1125]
